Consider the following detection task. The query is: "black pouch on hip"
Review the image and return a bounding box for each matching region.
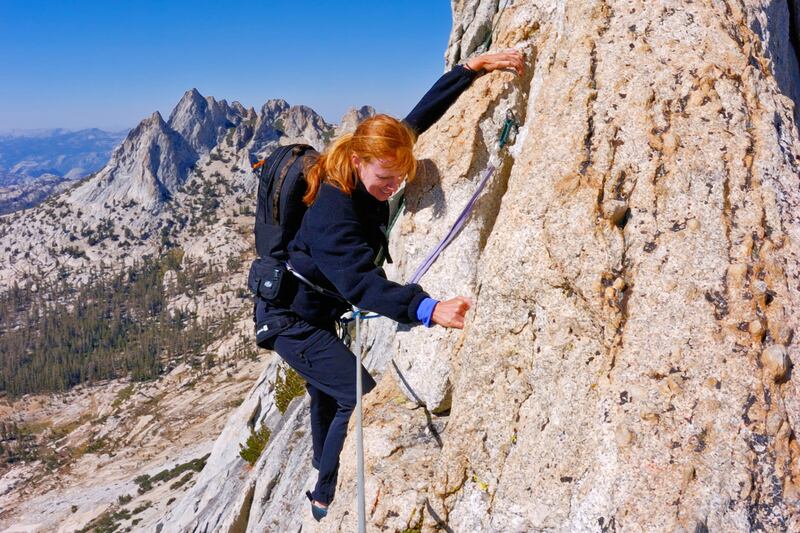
[248,257,299,307]
[258,265,284,300]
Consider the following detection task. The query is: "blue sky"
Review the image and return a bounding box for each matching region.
[0,1,453,131]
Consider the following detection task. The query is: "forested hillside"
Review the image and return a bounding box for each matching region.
[0,249,252,396]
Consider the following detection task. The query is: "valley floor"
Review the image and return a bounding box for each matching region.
[0,352,271,533]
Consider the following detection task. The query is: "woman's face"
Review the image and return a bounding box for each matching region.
[352,155,404,202]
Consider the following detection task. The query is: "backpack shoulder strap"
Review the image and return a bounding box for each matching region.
[256,144,295,223]
[271,144,315,224]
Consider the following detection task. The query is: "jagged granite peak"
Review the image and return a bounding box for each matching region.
[148,110,167,126]
[336,104,377,135]
[260,98,291,121]
[227,106,260,151]
[279,105,335,150]
[230,100,248,116]
[167,88,246,155]
[246,99,291,154]
[72,108,197,210]
[248,99,335,154]
[35,90,343,216]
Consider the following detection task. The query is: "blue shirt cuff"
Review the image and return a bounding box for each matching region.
[416,297,438,327]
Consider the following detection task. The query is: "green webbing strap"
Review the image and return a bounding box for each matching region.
[387,195,406,235]
[374,192,406,268]
[480,0,514,51]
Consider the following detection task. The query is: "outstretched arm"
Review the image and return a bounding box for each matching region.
[465,50,525,76]
[402,51,525,330]
[403,50,525,135]
[306,186,430,324]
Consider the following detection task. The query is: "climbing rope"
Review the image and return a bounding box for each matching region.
[479,0,515,52]
[352,109,518,531]
[354,307,366,533]
[342,110,519,327]
[408,110,518,284]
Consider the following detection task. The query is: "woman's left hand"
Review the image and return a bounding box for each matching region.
[431,296,473,329]
[466,50,525,76]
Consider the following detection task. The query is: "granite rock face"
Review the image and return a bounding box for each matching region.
[329,1,800,531]
[278,105,335,150]
[157,355,318,533]
[163,1,800,531]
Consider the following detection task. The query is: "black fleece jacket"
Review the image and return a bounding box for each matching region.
[287,65,479,326]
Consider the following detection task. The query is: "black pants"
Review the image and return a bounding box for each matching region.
[256,300,376,504]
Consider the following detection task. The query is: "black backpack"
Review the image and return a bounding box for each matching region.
[247,143,318,302]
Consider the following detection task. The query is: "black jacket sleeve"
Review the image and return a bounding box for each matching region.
[403,65,479,135]
[305,185,430,323]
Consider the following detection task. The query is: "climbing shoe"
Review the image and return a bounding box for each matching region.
[306,490,328,521]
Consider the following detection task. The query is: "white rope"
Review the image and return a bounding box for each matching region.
[354,309,366,533]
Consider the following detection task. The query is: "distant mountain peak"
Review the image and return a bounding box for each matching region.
[167,88,245,155]
[337,105,377,136]
[178,88,205,108]
[260,99,290,121]
[71,108,196,210]
[149,111,167,125]
[44,89,365,212]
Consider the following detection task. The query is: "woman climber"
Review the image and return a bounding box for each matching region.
[254,49,524,521]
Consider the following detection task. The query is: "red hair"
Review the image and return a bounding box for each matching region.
[304,114,417,205]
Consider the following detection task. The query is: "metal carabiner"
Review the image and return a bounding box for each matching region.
[498,109,520,149]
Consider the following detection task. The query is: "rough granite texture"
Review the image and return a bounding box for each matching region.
[160,1,800,531]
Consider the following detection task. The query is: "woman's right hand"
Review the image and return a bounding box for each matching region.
[431,296,473,329]
[467,50,525,76]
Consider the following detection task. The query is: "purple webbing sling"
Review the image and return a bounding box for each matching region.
[408,162,497,284]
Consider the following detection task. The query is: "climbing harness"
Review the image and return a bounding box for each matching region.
[352,109,518,530]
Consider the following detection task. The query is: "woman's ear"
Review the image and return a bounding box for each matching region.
[351,153,361,167]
